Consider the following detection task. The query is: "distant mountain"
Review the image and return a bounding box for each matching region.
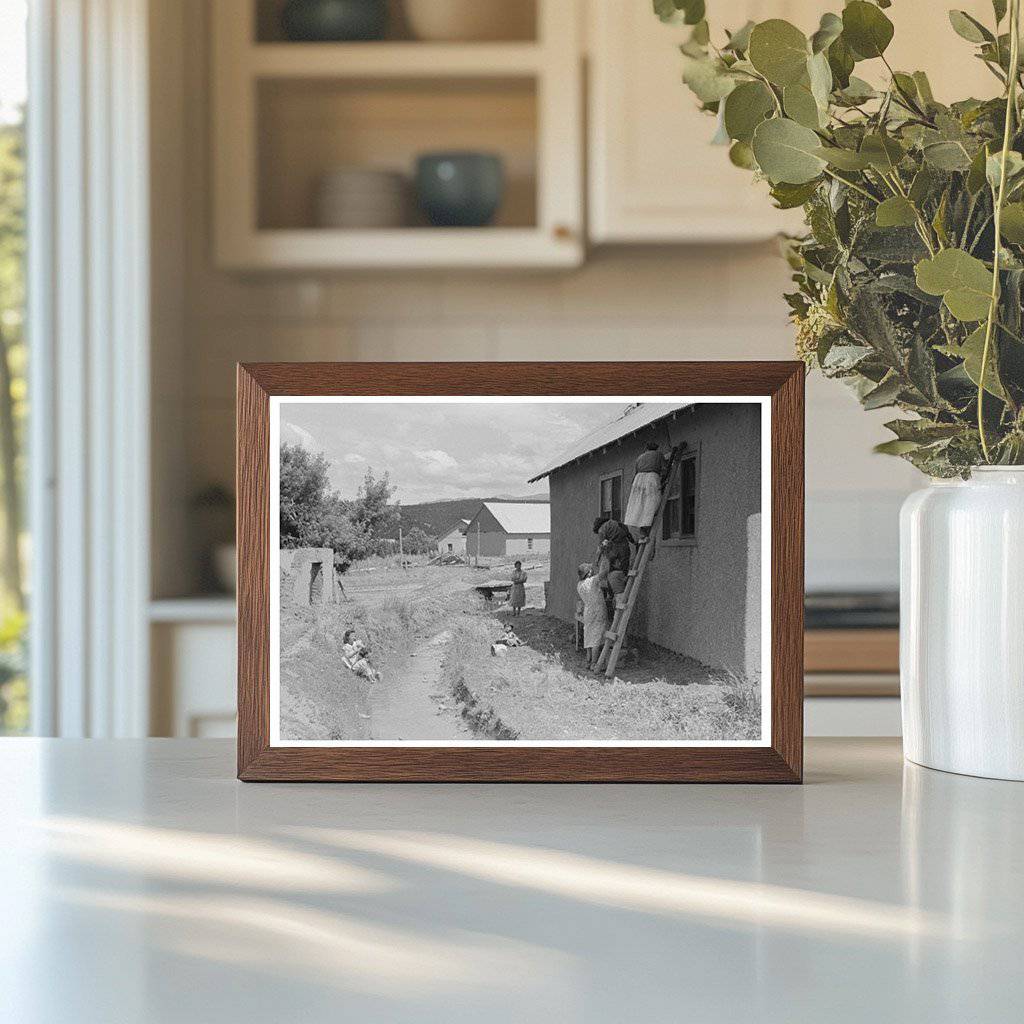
[385,493,549,540]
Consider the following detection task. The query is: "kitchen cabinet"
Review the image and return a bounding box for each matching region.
[211,0,583,269]
[587,0,999,244]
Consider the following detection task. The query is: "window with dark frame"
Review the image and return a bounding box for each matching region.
[599,473,622,522]
[662,454,698,541]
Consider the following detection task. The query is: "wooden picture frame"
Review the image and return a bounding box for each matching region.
[237,362,804,782]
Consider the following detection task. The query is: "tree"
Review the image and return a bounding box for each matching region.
[279,446,399,571]
[349,468,398,539]
[279,443,332,544]
[402,526,437,555]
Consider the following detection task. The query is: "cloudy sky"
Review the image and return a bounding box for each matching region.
[278,400,639,503]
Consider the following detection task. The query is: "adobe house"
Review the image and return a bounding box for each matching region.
[437,519,470,556]
[280,547,338,606]
[463,502,551,559]
[529,403,762,678]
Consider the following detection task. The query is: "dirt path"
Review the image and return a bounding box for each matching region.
[368,630,473,741]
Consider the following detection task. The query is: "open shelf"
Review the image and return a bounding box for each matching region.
[257,76,537,232]
[213,0,581,268]
[248,41,544,78]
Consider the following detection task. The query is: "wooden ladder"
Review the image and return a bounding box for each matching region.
[594,447,683,679]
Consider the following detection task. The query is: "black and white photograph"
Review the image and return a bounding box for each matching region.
[270,396,770,746]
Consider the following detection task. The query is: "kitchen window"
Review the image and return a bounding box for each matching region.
[0,1,28,735]
[599,472,622,522]
[662,454,698,542]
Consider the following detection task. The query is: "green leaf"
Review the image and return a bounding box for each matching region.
[967,143,993,193]
[810,12,843,54]
[909,165,936,205]
[807,51,833,110]
[748,19,810,87]
[986,150,1024,190]
[827,35,855,89]
[681,55,737,103]
[814,146,872,170]
[689,20,710,46]
[892,72,919,102]
[836,75,877,105]
[958,324,1007,398]
[874,439,922,455]
[783,83,822,128]
[724,20,755,53]
[994,0,1008,24]
[875,196,918,228]
[885,419,964,443]
[723,81,775,143]
[932,190,950,247]
[862,375,902,410]
[654,0,705,25]
[948,10,993,44]
[728,140,758,169]
[923,141,973,171]
[1000,202,1024,242]
[915,249,994,321]
[842,1,894,60]
[912,71,935,105]
[653,0,677,23]
[770,179,820,209]
[860,133,905,172]
[752,117,827,184]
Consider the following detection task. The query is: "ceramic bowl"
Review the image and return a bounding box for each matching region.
[403,0,534,42]
[415,152,504,228]
[281,0,388,42]
[315,167,409,228]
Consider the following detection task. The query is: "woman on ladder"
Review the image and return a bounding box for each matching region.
[624,442,669,542]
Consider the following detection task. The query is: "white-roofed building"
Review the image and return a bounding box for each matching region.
[437,519,470,556]
[464,502,551,559]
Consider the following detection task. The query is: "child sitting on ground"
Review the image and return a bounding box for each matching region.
[490,624,525,656]
[342,629,381,682]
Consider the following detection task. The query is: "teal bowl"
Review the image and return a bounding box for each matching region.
[281,0,388,42]
[415,152,505,228]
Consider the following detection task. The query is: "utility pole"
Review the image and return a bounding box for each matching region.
[476,521,481,567]
[399,526,405,570]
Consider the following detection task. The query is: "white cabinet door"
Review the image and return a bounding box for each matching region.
[588,1,813,243]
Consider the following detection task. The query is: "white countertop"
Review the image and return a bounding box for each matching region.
[2,738,1021,1023]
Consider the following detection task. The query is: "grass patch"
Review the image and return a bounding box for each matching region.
[280,586,460,740]
[441,615,761,742]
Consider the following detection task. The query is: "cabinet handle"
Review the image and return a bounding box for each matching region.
[553,224,574,241]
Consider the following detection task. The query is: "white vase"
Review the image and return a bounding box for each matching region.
[900,467,1024,780]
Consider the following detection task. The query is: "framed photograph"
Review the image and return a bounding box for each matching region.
[237,362,804,782]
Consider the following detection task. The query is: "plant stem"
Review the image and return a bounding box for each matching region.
[821,167,879,203]
[979,0,1021,463]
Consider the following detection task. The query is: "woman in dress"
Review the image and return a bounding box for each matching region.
[509,560,527,616]
[342,629,380,683]
[624,442,668,541]
[576,562,609,671]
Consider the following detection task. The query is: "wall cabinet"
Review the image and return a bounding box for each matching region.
[586,0,999,244]
[587,1,812,243]
[212,0,583,269]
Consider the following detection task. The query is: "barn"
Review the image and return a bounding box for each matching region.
[463,502,551,559]
[529,402,762,678]
[437,519,470,556]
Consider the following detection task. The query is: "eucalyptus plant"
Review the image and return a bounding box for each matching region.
[659,0,1024,475]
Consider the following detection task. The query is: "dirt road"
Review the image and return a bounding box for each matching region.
[368,630,473,741]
